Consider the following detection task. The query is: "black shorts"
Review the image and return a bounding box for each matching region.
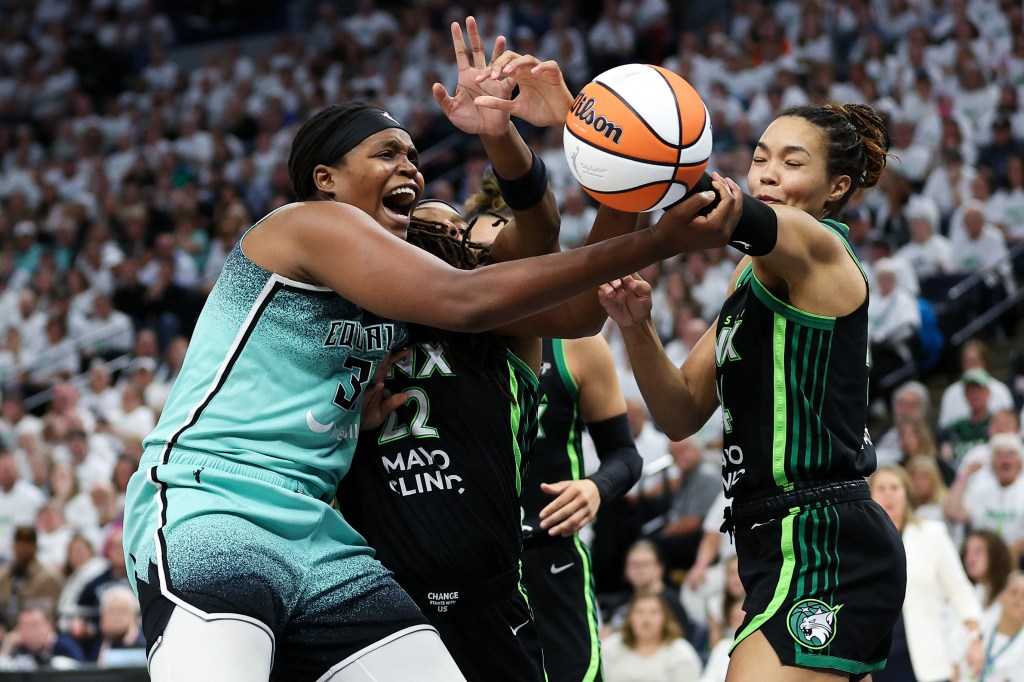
[521,537,603,682]
[401,569,545,682]
[729,480,906,679]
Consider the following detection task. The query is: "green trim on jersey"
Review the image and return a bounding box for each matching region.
[821,219,868,282]
[571,533,602,682]
[794,653,881,675]
[732,510,800,650]
[508,352,540,497]
[771,314,791,487]
[550,339,584,480]
[752,276,837,330]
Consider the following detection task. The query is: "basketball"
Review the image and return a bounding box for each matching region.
[563,63,713,213]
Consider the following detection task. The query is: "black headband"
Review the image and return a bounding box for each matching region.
[317,108,408,167]
[416,198,462,216]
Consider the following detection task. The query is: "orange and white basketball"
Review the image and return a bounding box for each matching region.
[563,63,713,213]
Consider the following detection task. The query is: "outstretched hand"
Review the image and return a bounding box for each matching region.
[360,349,410,432]
[539,479,601,536]
[653,171,744,253]
[431,16,514,136]
[473,52,575,129]
[598,274,653,328]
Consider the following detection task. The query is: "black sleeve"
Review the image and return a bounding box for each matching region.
[585,413,643,501]
[690,173,778,256]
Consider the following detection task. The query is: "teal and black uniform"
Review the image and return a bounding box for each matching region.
[122,224,429,680]
[338,330,545,682]
[716,220,905,678]
[520,338,641,682]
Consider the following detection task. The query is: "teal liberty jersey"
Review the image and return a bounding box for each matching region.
[144,237,407,502]
[716,220,876,499]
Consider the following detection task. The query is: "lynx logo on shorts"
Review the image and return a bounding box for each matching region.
[787,599,843,650]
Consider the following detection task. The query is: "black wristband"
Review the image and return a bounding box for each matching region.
[728,193,779,256]
[493,150,549,211]
[690,173,721,217]
[586,413,643,501]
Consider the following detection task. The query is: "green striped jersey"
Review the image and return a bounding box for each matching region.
[339,330,540,585]
[716,220,876,499]
[144,232,407,502]
[520,338,584,541]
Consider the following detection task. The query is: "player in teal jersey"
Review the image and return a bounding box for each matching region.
[599,104,906,681]
[122,17,743,682]
[338,26,649,681]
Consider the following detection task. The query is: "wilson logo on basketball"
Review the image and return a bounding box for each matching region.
[570,93,623,144]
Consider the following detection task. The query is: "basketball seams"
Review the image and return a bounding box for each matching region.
[597,81,679,150]
[564,123,688,167]
[652,65,708,149]
[587,180,689,197]
[648,66,684,149]
[565,63,712,211]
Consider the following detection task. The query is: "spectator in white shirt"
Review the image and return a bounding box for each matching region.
[950,200,1014,283]
[556,186,599,250]
[946,433,1024,562]
[52,427,115,497]
[922,147,978,223]
[888,118,934,188]
[97,382,155,460]
[0,289,46,350]
[874,380,934,467]
[989,154,1024,242]
[939,339,1015,429]
[0,327,30,391]
[73,292,134,366]
[140,44,178,90]
[897,195,954,280]
[27,315,79,391]
[868,258,921,400]
[682,252,728,323]
[342,0,399,54]
[0,448,45,564]
[586,0,636,75]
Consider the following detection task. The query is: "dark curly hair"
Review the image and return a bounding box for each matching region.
[406,213,514,398]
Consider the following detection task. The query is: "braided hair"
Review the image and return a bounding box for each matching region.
[406,213,515,399]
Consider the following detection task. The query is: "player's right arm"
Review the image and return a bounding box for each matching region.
[269,186,731,334]
[431,18,565,259]
[596,257,749,441]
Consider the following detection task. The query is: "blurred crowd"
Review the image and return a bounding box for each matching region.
[1,0,1024,678]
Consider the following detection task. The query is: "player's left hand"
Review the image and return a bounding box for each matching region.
[432,16,514,136]
[360,349,410,432]
[598,273,653,328]
[473,53,574,129]
[539,479,601,536]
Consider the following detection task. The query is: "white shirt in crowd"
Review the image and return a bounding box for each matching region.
[896,234,954,280]
[963,474,1024,549]
[0,480,45,563]
[601,632,702,682]
[939,378,1015,428]
[868,286,921,346]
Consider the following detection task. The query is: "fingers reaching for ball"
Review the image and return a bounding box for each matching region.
[472,54,574,129]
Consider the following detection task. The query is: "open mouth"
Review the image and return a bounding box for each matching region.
[382,186,417,224]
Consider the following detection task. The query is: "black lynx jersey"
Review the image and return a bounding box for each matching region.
[520,338,583,541]
[338,332,540,587]
[716,219,876,500]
